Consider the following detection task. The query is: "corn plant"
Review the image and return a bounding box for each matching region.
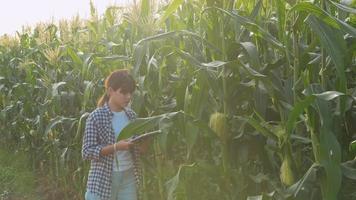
[0,0,355,199]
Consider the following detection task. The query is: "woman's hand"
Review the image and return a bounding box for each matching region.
[114,140,133,151]
[136,137,152,154]
[99,140,133,156]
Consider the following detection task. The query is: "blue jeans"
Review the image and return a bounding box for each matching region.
[85,168,137,200]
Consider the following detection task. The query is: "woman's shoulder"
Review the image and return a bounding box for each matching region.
[124,107,137,120]
[88,106,109,121]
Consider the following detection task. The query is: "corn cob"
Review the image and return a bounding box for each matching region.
[209,112,228,141]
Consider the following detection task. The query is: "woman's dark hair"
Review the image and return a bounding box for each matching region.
[97,69,136,107]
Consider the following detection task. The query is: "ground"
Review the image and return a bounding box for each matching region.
[0,148,39,200]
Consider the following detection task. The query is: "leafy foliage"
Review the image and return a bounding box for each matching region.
[0,0,355,199]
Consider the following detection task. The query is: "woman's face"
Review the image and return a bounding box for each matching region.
[108,87,132,110]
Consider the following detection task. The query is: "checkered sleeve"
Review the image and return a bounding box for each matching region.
[82,113,105,161]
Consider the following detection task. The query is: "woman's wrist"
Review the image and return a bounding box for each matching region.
[113,143,117,153]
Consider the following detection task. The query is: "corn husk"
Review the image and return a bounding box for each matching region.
[209,112,228,141]
[349,140,356,153]
[280,156,295,186]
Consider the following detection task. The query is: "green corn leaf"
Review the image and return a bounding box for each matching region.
[118,111,214,141]
[133,43,148,76]
[328,0,356,14]
[250,0,263,19]
[158,0,184,25]
[341,160,356,180]
[203,7,284,50]
[291,1,356,37]
[117,114,169,141]
[238,61,267,78]
[313,91,345,101]
[44,116,76,137]
[74,112,90,142]
[306,16,347,113]
[238,115,278,141]
[286,95,316,137]
[319,127,342,200]
[291,2,340,29]
[66,47,83,66]
[240,42,261,69]
[166,163,195,200]
[140,0,150,18]
[95,55,130,62]
[305,84,342,200]
[200,60,227,68]
[286,163,320,197]
[118,111,184,141]
[276,0,286,40]
[52,82,66,97]
[247,195,263,200]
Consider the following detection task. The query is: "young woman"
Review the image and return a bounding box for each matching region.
[82,69,141,200]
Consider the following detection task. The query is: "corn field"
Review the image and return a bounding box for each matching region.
[0,0,356,199]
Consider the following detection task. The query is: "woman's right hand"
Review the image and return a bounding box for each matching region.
[114,140,133,151]
[99,140,133,156]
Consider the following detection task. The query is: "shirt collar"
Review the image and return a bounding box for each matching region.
[103,102,128,117]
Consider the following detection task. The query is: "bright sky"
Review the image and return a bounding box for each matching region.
[0,0,132,36]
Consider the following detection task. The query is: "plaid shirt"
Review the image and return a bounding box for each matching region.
[82,103,136,200]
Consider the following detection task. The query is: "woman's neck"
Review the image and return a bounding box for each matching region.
[108,100,124,112]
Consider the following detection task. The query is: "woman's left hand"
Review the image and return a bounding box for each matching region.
[115,140,133,151]
[135,137,152,154]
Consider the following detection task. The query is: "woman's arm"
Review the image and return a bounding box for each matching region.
[99,140,133,156]
[82,114,133,161]
[82,115,105,161]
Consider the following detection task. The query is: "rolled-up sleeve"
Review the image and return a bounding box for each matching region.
[82,114,106,161]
